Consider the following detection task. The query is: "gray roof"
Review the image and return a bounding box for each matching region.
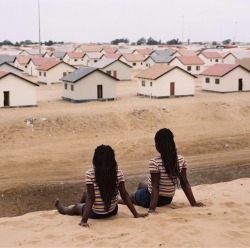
[0,55,16,63]
[61,67,97,82]
[92,58,117,68]
[52,52,66,59]
[149,55,172,63]
[154,49,174,56]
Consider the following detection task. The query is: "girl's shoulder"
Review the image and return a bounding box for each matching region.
[150,155,162,162]
[177,155,187,168]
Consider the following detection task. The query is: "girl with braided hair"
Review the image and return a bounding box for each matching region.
[55,144,148,227]
[128,128,205,214]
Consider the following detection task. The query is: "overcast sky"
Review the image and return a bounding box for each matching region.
[1,0,249,44]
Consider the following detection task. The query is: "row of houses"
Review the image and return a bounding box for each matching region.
[1,44,250,108]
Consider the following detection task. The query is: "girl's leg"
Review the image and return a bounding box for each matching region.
[55,199,83,216]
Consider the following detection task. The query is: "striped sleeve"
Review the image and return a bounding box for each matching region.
[149,158,160,174]
[178,155,187,171]
[117,169,125,183]
[85,169,93,185]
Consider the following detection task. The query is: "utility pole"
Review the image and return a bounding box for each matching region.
[234,21,237,44]
[38,0,41,57]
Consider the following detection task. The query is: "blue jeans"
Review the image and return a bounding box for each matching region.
[135,187,173,208]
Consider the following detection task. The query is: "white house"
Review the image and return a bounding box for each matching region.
[61,67,118,102]
[169,56,205,75]
[13,55,30,74]
[136,64,196,98]
[200,64,250,93]
[144,54,172,68]
[0,70,39,108]
[37,61,76,85]
[222,53,237,64]
[119,54,146,70]
[82,52,104,67]
[27,57,57,77]
[93,58,132,80]
[198,51,223,67]
[62,52,86,67]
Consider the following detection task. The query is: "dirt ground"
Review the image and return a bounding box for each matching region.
[1,77,250,217]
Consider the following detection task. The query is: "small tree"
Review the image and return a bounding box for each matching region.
[222,39,231,45]
[147,37,158,45]
[137,37,146,45]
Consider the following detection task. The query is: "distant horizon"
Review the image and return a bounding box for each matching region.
[1,0,249,44]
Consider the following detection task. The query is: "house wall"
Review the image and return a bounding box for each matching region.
[169,58,204,75]
[145,57,155,68]
[37,64,75,85]
[62,71,116,101]
[201,67,250,92]
[223,55,236,64]
[27,61,38,76]
[14,60,28,73]
[198,54,223,67]
[63,54,85,67]
[0,74,37,107]
[137,68,195,97]
[119,57,146,70]
[102,62,132,80]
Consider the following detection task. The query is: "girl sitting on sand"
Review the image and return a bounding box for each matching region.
[124,128,205,213]
[55,144,148,227]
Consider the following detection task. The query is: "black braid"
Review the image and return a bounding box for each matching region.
[155,128,182,186]
[93,145,118,211]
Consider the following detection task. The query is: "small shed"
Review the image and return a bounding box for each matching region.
[93,58,132,80]
[61,67,118,102]
[136,64,196,98]
[0,70,39,108]
[200,64,250,93]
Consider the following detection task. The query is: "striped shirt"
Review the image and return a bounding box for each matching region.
[85,168,125,214]
[148,155,187,197]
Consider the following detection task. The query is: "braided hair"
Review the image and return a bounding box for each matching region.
[155,128,181,186]
[93,145,118,211]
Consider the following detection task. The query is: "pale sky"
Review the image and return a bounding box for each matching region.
[1,0,249,44]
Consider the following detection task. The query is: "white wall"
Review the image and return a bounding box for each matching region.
[102,61,132,80]
[37,63,75,85]
[138,68,195,97]
[0,74,37,107]
[62,71,116,101]
[202,67,250,92]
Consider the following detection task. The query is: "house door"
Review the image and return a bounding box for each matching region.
[3,91,10,107]
[238,79,243,91]
[113,71,117,78]
[170,82,175,97]
[97,85,103,99]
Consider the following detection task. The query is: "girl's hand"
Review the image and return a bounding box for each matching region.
[192,202,206,207]
[148,209,158,214]
[79,221,90,227]
[135,212,148,218]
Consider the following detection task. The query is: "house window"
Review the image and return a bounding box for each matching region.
[205,78,210,83]
[74,59,77,62]
[142,80,145,87]
[150,82,153,87]
[215,59,218,62]
[133,62,136,66]
[71,85,74,91]
[44,72,46,77]
[196,66,200,71]
[210,59,212,62]
[94,60,97,63]
[64,83,68,90]
[106,71,111,75]
[141,62,143,65]
[187,66,191,71]
[215,78,220,84]
[39,72,41,76]
[25,65,27,68]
